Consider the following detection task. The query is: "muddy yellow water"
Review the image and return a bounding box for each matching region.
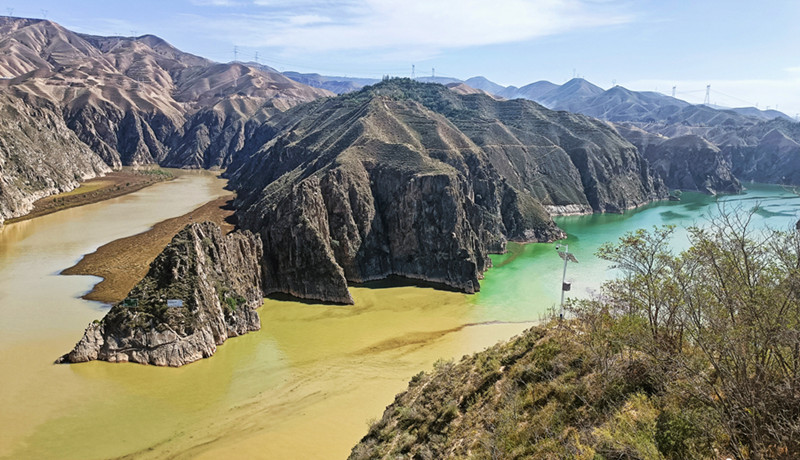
[7,172,792,459]
[0,172,533,459]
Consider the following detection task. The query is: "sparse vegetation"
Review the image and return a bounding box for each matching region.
[351,209,800,459]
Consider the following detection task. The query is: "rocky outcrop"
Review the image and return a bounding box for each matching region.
[0,93,109,224]
[58,222,263,367]
[227,79,664,303]
[641,135,741,194]
[725,120,800,185]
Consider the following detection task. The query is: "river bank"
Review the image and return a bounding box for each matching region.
[4,168,175,225]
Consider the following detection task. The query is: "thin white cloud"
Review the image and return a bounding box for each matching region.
[287,14,332,26]
[188,0,632,56]
[191,0,244,6]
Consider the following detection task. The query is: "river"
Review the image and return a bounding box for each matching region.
[1,180,798,459]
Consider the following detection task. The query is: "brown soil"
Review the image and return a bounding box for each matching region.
[5,169,174,224]
[62,195,237,304]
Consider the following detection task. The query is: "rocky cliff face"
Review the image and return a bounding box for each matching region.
[0,93,109,224]
[58,222,263,367]
[724,120,800,185]
[227,80,665,303]
[643,135,741,194]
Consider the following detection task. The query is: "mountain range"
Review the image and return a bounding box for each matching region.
[225,78,666,303]
[0,16,331,222]
[2,14,799,305]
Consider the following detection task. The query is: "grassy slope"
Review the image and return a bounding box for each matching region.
[350,320,713,460]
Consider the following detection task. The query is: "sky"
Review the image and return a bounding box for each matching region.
[2,0,799,117]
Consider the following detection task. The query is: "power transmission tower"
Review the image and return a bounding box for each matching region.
[7,8,14,16]
[254,51,259,64]
[672,86,676,97]
[704,84,711,105]
[41,9,48,19]
[432,67,435,79]
[411,64,415,79]
[233,46,238,62]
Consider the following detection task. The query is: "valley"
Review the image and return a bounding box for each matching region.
[1,174,796,458]
[1,7,799,459]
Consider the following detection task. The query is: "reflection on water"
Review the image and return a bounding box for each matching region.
[1,183,798,459]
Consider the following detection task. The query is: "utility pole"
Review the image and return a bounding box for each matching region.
[703,84,711,105]
[555,243,578,320]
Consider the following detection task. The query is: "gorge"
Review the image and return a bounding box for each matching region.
[2,10,800,460]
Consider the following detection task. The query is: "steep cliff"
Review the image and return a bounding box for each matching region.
[0,93,109,224]
[58,222,263,367]
[643,135,741,194]
[227,80,665,303]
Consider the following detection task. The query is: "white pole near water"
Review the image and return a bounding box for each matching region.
[555,243,578,320]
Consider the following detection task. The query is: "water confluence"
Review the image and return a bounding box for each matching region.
[0,180,797,459]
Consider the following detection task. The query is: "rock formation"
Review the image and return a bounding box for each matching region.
[0,93,109,224]
[58,222,263,366]
[643,134,740,194]
[0,15,332,221]
[226,79,666,304]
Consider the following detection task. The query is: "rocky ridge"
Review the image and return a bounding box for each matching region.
[58,222,263,366]
[226,79,666,304]
[0,15,332,222]
[0,15,333,169]
[0,92,109,224]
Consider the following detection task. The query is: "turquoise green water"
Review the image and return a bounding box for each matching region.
[473,184,800,322]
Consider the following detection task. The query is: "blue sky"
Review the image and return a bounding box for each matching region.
[3,0,799,116]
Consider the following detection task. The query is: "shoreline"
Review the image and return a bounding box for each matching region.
[62,194,237,304]
[4,168,175,225]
